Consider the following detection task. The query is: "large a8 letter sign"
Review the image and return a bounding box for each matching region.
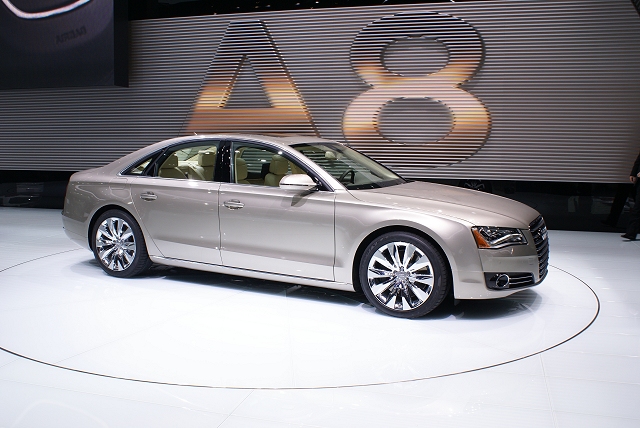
[343,12,491,167]
[184,20,317,136]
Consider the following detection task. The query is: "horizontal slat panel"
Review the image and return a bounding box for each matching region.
[0,0,639,182]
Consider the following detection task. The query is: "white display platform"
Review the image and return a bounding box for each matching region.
[0,249,598,389]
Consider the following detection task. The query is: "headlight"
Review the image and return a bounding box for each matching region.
[471,226,528,249]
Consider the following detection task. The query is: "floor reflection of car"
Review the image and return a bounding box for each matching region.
[62,134,549,318]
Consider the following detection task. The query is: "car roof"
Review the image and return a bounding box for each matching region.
[193,133,340,147]
[104,133,342,175]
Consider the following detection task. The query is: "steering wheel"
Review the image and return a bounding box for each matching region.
[338,169,356,184]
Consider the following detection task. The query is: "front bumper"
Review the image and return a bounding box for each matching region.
[454,216,549,299]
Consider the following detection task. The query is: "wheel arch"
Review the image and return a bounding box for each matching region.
[351,225,454,295]
[87,204,138,251]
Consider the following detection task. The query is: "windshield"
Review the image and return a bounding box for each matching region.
[291,142,405,190]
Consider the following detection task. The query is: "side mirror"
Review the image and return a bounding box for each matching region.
[279,174,317,190]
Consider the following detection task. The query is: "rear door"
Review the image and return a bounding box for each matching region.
[130,140,223,265]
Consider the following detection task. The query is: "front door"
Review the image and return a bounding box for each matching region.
[218,141,335,280]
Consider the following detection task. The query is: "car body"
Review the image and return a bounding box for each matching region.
[62,134,549,317]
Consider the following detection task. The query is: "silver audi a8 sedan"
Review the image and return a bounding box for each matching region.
[62,134,549,318]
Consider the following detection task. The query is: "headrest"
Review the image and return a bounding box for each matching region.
[198,151,215,167]
[161,153,179,169]
[269,155,289,175]
[235,158,248,181]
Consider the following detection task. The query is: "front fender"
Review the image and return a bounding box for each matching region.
[333,191,485,296]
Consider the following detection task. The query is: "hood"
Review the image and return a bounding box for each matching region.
[349,181,540,229]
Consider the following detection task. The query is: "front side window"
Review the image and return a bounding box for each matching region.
[231,142,309,187]
[291,142,404,190]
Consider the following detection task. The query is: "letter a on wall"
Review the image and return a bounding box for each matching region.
[183,20,317,135]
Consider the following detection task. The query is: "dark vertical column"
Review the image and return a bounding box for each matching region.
[114,0,129,87]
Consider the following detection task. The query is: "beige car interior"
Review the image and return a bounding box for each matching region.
[191,148,216,181]
[153,143,315,186]
[264,155,289,187]
[158,153,187,179]
[158,145,217,181]
[233,145,311,187]
[235,158,250,184]
[290,162,305,175]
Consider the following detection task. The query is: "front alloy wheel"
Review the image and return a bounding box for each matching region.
[92,210,151,278]
[359,232,450,318]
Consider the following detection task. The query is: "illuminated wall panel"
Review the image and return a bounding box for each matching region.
[0,0,639,182]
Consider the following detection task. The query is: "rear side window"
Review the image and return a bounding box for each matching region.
[156,144,218,181]
[124,141,220,181]
[127,157,153,175]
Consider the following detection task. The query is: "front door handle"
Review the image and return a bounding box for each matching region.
[140,192,157,201]
[223,199,244,210]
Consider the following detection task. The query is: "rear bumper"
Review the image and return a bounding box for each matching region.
[62,214,89,250]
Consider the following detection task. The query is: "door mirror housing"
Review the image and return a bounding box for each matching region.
[279,174,317,190]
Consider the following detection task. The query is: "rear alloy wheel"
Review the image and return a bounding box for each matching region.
[359,232,450,318]
[92,210,151,278]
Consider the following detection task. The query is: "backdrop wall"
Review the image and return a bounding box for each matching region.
[0,0,639,182]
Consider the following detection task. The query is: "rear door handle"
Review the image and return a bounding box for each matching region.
[223,199,244,210]
[140,192,157,201]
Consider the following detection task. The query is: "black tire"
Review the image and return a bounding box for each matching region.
[91,209,152,278]
[359,232,450,318]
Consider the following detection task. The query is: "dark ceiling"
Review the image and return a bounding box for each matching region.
[128,0,480,20]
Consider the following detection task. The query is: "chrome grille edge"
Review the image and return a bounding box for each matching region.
[529,215,549,281]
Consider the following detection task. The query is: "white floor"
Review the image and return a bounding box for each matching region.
[0,207,638,428]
